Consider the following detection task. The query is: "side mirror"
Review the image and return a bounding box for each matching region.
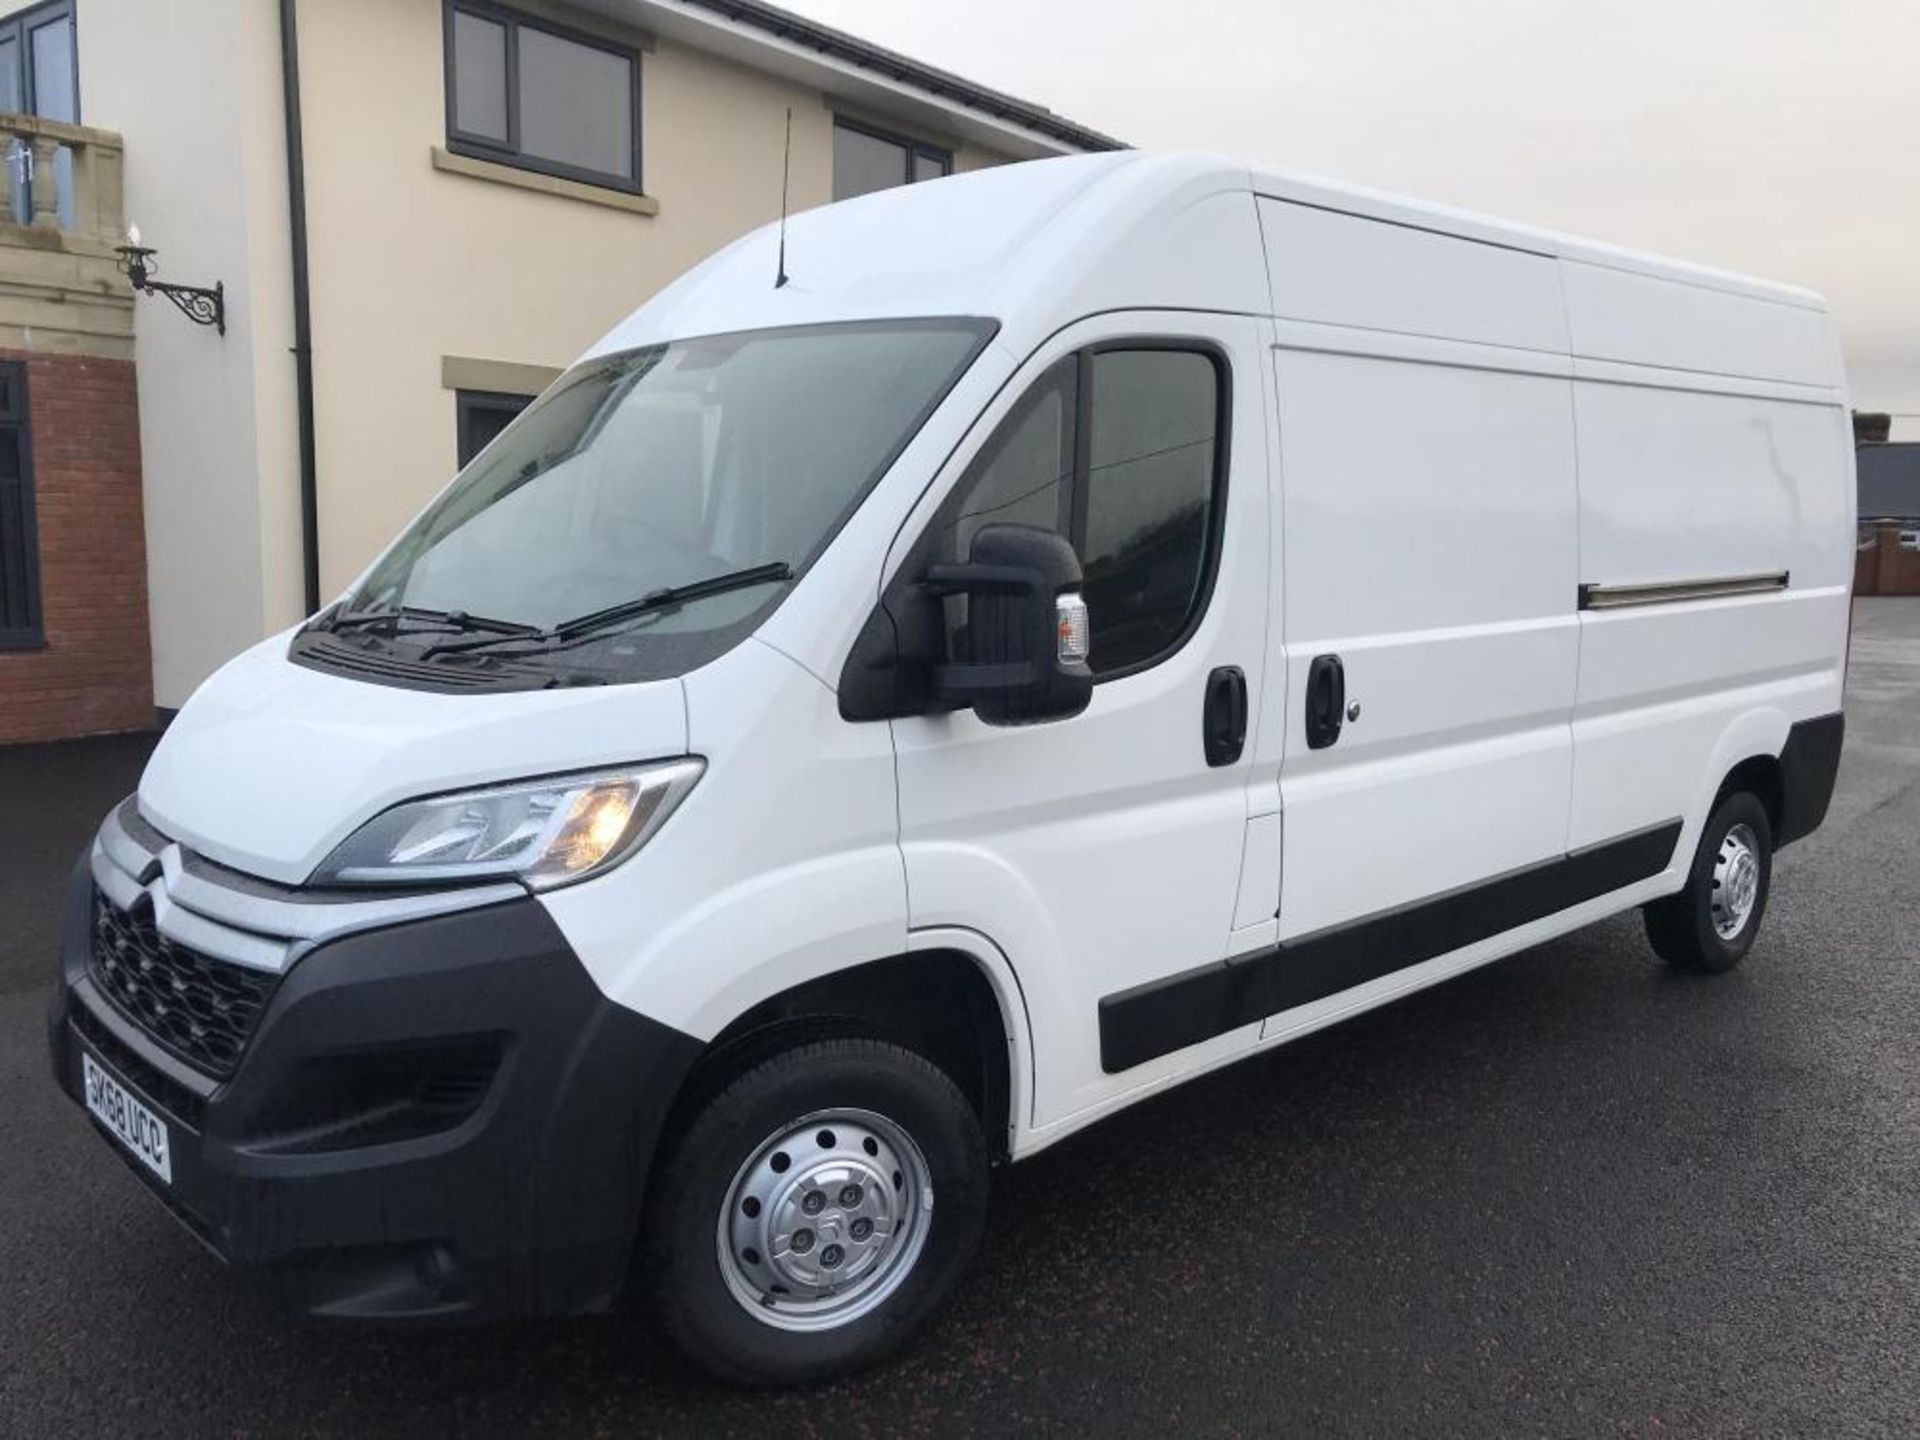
[927,523,1093,726]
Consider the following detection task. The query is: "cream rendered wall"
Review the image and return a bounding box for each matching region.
[296,0,1009,596]
[236,0,306,639]
[68,0,304,707]
[56,0,1017,700]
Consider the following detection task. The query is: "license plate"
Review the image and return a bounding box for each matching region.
[82,1051,173,1185]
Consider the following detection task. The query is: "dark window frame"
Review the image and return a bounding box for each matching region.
[0,0,79,120]
[0,359,43,650]
[1075,339,1231,683]
[831,114,952,199]
[930,336,1232,685]
[455,387,534,469]
[442,0,644,195]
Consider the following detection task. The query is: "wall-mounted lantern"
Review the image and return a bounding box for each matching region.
[114,224,226,336]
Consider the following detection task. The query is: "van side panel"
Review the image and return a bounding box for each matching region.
[1572,380,1853,596]
[1561,259,1839,388]
[1560,269,1852,857]
[1257,198,1564,353]
[542,638,912,1042]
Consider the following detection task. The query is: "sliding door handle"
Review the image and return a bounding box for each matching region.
[1305,653,1345,749]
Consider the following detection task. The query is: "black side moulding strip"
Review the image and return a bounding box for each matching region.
[1097,818,1683,1074]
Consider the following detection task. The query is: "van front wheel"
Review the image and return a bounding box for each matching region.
[1644,791,1774,973]
[643,1036,990,1386]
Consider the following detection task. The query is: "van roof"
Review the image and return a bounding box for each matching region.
[1239,160,1826,310]
[589,152,1826,360]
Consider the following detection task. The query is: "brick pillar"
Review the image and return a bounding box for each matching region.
[0,350,153,745]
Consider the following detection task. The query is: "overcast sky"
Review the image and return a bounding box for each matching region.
[788,0,1918,427]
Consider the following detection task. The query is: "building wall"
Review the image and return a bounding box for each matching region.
[0,348,151,744]
[0,102,152,744]
[294,0,1012,597]
[70,0,303,709]
[49,0,1021,710]
[1856,521,1920,596]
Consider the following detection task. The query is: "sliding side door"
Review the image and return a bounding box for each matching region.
[1259,199,1589,1028]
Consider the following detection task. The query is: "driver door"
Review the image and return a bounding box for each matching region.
[888,311,1278,1131]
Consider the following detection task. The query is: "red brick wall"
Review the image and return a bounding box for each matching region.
[0,350,152,745]
[1854,538,1878,594]
[1859,521,1920,596]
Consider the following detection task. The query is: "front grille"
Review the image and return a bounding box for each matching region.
[88,889,279,1080]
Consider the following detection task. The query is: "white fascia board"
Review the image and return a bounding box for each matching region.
[587,0,1094,159]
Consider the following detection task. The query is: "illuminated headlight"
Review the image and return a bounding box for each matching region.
[312,759,704,890]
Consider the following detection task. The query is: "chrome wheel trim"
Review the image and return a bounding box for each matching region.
[1710,822,1762,941]
[716,1107,934,1333]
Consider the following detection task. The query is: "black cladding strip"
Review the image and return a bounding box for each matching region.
[1097,819,1683,1074]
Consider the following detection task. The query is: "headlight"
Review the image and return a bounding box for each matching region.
[311,759,704,890]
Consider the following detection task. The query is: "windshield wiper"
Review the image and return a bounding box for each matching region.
[555,562,795,639]
[322,605,540,637]
[420,562,794,660]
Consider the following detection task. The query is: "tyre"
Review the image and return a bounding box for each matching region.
[643,1036,990,1386]
[1644,790,1774,974]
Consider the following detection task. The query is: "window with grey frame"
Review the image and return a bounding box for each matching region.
[832,118,951,202]
[0,0,78,226]
[456,389,533,469]
[0,361,43,650]
[445,1,642,193]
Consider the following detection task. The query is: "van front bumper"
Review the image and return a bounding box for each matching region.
[47,853,702,1322]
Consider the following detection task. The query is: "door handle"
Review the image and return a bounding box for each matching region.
[1203,665,1247,767]
[1305,653,1345,749]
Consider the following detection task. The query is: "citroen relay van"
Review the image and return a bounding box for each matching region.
[49,152,1852,1384]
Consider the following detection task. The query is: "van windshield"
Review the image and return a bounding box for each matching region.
[346,319,993,644]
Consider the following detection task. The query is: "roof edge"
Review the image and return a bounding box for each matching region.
[667,0,1127,154]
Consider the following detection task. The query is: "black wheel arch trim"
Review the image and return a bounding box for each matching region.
[1776,710,1843,848]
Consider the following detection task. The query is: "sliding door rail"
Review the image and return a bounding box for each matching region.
[1578,571,1789,611]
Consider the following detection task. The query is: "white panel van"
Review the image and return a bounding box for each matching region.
[49,153,1853,1383]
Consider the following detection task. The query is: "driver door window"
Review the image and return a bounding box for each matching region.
[932,344,1225,678]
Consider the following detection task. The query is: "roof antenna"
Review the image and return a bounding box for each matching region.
[774,106,793,289]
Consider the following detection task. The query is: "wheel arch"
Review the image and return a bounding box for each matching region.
[663,932,1033,1163]
[1716,752,1785,838]
[1695,708,1792,847]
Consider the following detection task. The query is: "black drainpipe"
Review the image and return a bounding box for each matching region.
[280,0,321,614]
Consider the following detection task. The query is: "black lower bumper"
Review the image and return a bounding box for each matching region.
[48,857,703,1322]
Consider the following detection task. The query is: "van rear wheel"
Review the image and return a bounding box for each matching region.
[643,1036,989,1386]
[1644,790,1774,973]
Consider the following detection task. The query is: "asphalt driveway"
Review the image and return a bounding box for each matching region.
[2,602,1917,1437]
